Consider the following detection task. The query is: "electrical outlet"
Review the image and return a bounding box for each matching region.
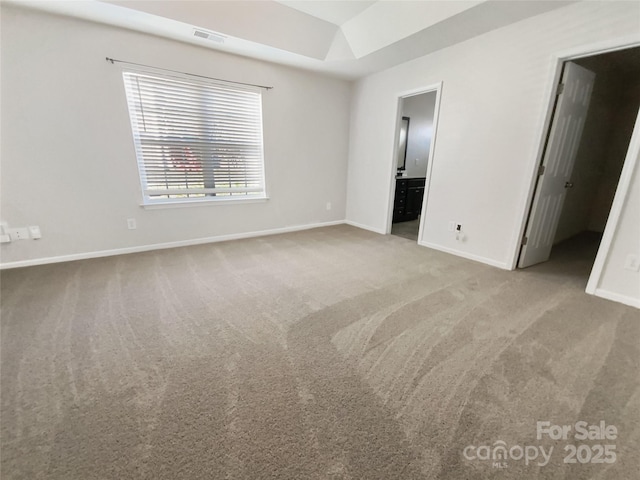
[456,223,462,232]
[448,221,456,232]
[624,254,640,272]
[326,202,332,211]
[8,227,29,240]
[127,218,137,230]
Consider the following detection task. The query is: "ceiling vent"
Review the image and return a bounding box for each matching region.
[193,29,226,44]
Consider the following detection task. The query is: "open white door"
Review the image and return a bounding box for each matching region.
[518,62,596,268]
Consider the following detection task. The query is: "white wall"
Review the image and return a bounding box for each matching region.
[0,6,351,266]
[400,92,436,178]
[346,1,640,268]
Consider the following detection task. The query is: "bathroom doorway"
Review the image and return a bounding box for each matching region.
[390,88,440,242]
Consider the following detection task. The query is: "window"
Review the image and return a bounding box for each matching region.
[122,70,266,204]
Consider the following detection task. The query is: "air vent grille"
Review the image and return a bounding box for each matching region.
[193,29,226,43]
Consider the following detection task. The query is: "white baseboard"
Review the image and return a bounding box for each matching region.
[419,240,509,270]
[344,220,386,235]
[0,220,346,270]
[592,288,640,309]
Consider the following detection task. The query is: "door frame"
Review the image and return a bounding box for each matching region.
[510,36,640,274]
[386,82,443,240]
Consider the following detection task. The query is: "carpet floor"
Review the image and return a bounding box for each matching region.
[1,225,638,479]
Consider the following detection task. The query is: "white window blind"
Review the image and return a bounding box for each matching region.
[122,70,266,203]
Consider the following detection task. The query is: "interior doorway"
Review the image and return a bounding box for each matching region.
[518,46,640,283]
[389,89,439,242]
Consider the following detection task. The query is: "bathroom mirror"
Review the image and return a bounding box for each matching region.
[397,116,410,171]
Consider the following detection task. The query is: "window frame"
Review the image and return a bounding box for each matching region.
[120,66,268,207]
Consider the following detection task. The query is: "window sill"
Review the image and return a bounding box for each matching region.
[140,196,269,210]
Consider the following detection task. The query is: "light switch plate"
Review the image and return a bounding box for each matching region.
[29,226,42,239]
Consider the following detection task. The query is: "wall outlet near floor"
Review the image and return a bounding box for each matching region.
[8,227,29,240]
[624,254,640,272]
[127,218,137,230]
[326,202,332,211]
[448,221,456,232]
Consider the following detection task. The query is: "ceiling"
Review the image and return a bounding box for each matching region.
[276,1,376,26]
[9,0,575,79]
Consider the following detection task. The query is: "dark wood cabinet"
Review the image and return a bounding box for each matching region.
[393,177,425,223]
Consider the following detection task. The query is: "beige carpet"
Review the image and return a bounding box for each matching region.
[1,226,638,479]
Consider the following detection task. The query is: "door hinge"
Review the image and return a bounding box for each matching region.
[556,83,565,96]
[522,235,528,246]
[538,164,545,176]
